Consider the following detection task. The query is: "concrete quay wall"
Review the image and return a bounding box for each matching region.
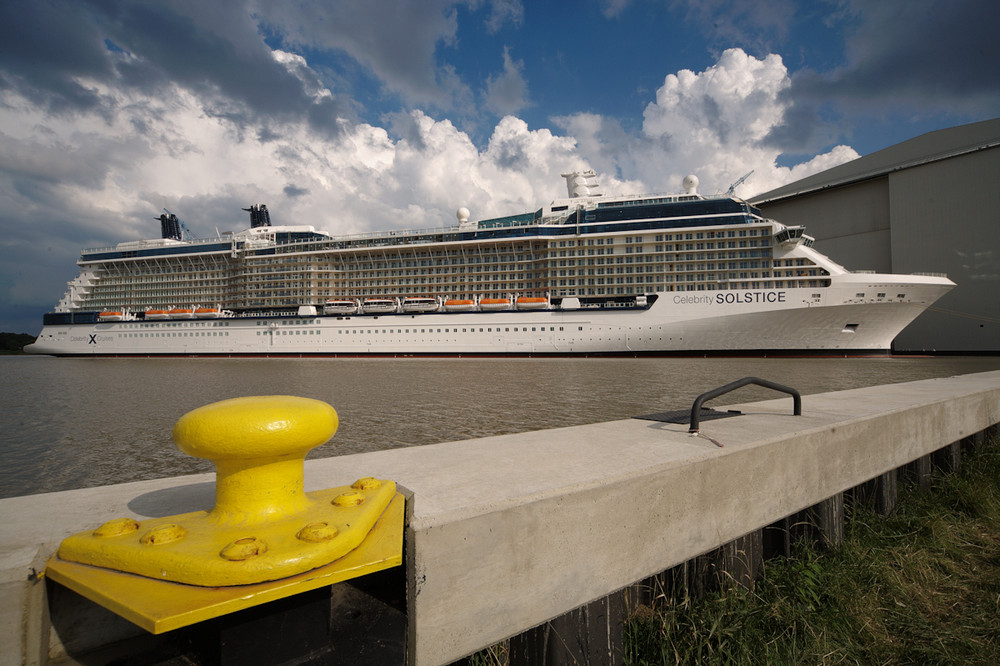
[1,370,998,664]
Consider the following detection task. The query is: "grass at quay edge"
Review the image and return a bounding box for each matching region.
[626,435,1000,665]
[468,434,1000,665]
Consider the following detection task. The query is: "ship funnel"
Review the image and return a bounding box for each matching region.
[561,170,602,198]
[242,204,272,228]
[157,213,182,241]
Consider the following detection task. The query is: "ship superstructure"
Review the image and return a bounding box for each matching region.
[26,172,955,356]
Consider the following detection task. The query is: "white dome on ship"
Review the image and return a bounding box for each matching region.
[456,207,470,224]
[682,174,699,194]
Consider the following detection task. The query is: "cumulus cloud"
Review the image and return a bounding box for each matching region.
[0,0,356,140]
[639,48,798,194]
[250,0,475,111]
[483,48,530,116]
[559,49,858,198]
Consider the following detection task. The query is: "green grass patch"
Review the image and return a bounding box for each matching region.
[626,437,1000,665]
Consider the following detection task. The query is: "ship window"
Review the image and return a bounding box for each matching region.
[877,293,886,298]
[856,293,865,298]
[897,294,906,298]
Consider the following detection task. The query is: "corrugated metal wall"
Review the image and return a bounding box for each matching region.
[761,178,893,274]
[887,149,1000,351]
[754,145,999,353]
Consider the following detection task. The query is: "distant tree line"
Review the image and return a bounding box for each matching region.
[0,332,36,353]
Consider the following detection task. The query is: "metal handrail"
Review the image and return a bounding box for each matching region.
[689,377,801,433]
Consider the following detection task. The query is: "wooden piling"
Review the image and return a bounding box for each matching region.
[932,441,962,474]
[961,431,986,455]
[901,454,933,487]
[847,469,898,516]
[508,591,626,666]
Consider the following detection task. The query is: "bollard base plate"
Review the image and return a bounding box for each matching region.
[46,493,404,634]
[56,478,397,587]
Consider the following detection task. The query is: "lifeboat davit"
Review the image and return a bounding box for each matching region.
[515,296,549,310]
[98,310,124,322]
[362,298,398,314]
[478,297,511,311]
[444,298,476,312]
[145,309,170,320]
[324,299,359,315]
[401,297,440,313]
[170,308,194,319]
[194,307,221,318]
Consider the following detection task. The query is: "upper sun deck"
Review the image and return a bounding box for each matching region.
[78,173,767,262]
[476,171,760,229]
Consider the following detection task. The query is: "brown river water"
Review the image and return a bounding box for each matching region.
[2,355,998,498]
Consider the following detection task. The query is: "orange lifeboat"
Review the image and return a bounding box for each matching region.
[323,299,359,315]
[170,308,194,319]
[401,296,440,313]
[444,298,476,312]
[361,298,398,314]
[479,297,511,311]
[194,306,221,318]
[145,309,170,320]
[98,310,124,322]
[515,296,549,310]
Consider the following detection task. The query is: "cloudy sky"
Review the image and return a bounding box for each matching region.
[1,0,997,334]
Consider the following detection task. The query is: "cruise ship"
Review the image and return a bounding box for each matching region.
[25,172,954,357]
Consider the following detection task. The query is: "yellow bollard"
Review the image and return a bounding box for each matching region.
[174,396,338,527]
[47,396,403,633]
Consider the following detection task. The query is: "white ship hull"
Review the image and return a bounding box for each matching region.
[26,275,953,357]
